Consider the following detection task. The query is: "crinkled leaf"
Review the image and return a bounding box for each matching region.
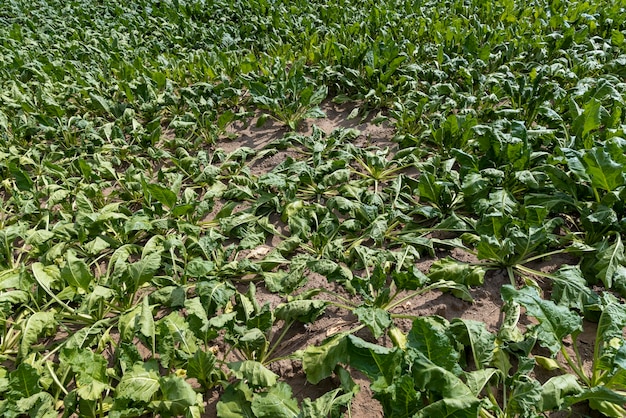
[413,396,480,417]
[250,381,299,418]
[539,374,583,412]
[116,361,160,403]
[19,311,56,359]
[353,306,392,338]
[229,361,278,388]
[428,257,485,287]
[152,375,197,415]
[301,334,349,384]
[275,300,327,323]
[407,316,460,371]
[501,285,582,355]
[450,319,495,368]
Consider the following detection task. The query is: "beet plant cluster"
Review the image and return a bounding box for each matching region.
[1,0,626,416]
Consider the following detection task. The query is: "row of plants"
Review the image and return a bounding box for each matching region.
[1,0,626,416]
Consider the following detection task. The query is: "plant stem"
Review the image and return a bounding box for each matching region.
[521,248,567,264]
[560,345,590,386]
[506,266,516,286]
[318,289,357,308]
[264,319,294,363]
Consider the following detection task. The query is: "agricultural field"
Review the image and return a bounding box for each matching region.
[2,0,626,416]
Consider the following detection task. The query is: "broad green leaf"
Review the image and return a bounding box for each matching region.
[539,374,583,412]
[507,375,542,416]
[139,296,155,352]
[8,363,41,398]
[60,348,109,401]
[250,382,299,418]
[116,361,160,403]
[19,311,56,359]
[13,391,55,417]
[568,386,626,418]
[187,349,218,389]
[158,312,199,356]
[595,235,625,289]
[217,383,254,418]
[300,388,346,417]
[428,257,485,287]
[127,252,161,292]
[353,306,392,338]
[301,334,349,384]
[347,335,400,393]
[583,148,624,192]
[501,285,582,355]
[464,369,499,396]
[450,319,495,368]
[152,375,197,415]
[229,361,278,388]
[184,297,211,339]
[147,183,177,209]
[413,396,480,417]
[410,350,473,398]
[407,316,460,372]
[275,300,327,323]
[551,265,601,315]
[196,280,236,315]
[61,250,92,292]
[8,162,33,191]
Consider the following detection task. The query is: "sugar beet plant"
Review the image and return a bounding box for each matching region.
[2,0,626,416]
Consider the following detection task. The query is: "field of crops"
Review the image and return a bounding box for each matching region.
[2,0,626,416]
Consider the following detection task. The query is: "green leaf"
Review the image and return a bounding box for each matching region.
[60,348,109,401]
[583,148,624,192]
[346,335,399,388]
[301,334,349,384]
[428,257,485,287]
[8,162,33,191]
[539,374,583,412]
[464,369,499,396]
[187,349,218,389]
[501,285,582,355]
[507,376,542,416]
[300,385,354,417]
[153,375,198,415]
[196,280,236,315]
[127,252,161,292]
[568,386,626,417]
[450,319,495,368]
[147,183,177,209]
[353,306,392,338]
[410,350,474,399]
[551,265,601,315]
[407,316,460,372]
[275,300,327,323]
[229,361,278,388]
[8,363,41,398]
[413,396,480,417]
[19,311,56,359]
[595,235,625,289]
[116,361,160,403]
[217,383,254,418]
[139,296,155,352]
[250,381,299,418]
[61,250,93,292]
